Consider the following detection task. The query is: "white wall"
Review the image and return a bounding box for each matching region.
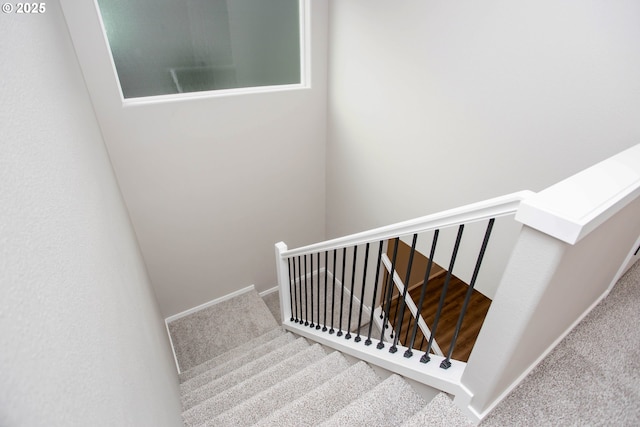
[0,2,182,426]
[326,0,640,237]
[62,1,328,317]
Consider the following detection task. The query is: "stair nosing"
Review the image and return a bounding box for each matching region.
[180,332,296,393]
[179,327,285,382]
[194,351,352,427]
[181,337,314,409]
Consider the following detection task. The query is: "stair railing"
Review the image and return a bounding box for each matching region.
[275,144,640,423]
[275,191,533,394]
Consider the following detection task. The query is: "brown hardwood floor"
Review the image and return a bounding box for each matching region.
[383,239,492,362]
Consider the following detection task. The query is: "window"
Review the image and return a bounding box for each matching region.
[96,0,306,100]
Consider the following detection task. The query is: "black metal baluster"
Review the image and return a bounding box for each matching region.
[291,257,299,323]
[304,254,309,326]
[421,225,465,364]
[323,251,328,332]
[355,243,370,343]
[337,247,347,337]
[316,252,321,330]
[390,283,401,339]
[297,256,303,323]
[345,245,358,340]
[310,253,315,328]
[404,309,414,346]
[405,230,439,358]
[390,234,418,353]
[365,241,384,346]
[441,219,495,369]
[379,270,388,321]
[329,249,337,334]
[287,258,295,322]
[378,237,400,349]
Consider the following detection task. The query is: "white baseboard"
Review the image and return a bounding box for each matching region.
[165,320,181,374]
[259,286,279,297]
[165,284,256,323]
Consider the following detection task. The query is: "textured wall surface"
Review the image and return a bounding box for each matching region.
[326,0,640,238]
[0,2,183,425]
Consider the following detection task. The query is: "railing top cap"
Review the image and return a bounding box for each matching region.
[280,191,534,257]
[516,144,640,244]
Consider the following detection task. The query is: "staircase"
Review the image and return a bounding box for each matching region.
[169,289,473,426]
[168,146,640,426]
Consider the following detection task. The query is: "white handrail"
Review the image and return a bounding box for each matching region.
[281,191,534,258]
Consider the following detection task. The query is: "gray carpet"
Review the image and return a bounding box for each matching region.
[180,332,295,394]
[198,352,353,426]
[262,291,282,325]
[483,259,640,426]
[181,337,312,409]
[178,328,286,383]
[401,392,472,427]
[253,361,382,427]
[321,374,427,427]
[168,290,278,371]
[172,289,429,427]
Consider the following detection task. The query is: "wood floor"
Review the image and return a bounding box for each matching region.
[383,239,492,362]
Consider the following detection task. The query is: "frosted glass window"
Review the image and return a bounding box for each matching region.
[96,0,302,99]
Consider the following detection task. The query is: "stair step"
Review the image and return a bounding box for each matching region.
[401,393,473,427]
[182,344,330,426]
[197,351,351,427]
[181,337,312,410]
[172,289,466,426]
[180,332,295,394]
[320,374,426,427]
[254,361,381,427]
[169,290,279,371]
[179,327,285,382]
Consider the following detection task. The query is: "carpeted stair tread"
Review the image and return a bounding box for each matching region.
[180,332,295,393]
[169,290,279,371]
[179,327,284,382]
[197,351,352,427]
[181,337,312,409]
[254,361,381,427]
[181,344,329,426]
[320,374,426,427]
[401,393,473,427]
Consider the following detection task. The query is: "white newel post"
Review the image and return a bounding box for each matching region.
[275,242,292,324]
